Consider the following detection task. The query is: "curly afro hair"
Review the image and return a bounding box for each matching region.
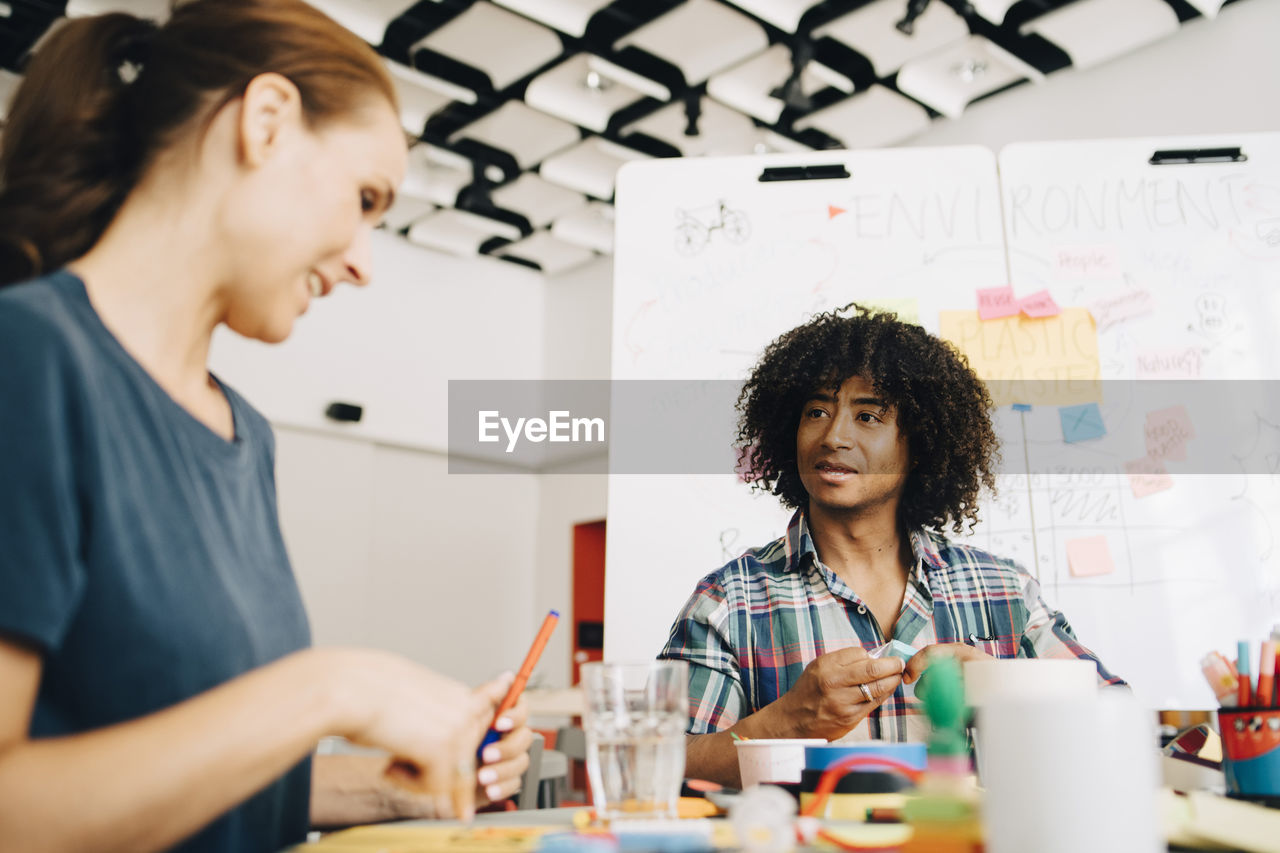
[736,303,999,535]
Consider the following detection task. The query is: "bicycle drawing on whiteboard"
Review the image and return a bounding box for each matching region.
[674,200,751,257]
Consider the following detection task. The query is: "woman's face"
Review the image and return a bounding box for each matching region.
[220,95,407,343]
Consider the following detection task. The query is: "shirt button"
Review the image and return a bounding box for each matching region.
[857,605,867,615]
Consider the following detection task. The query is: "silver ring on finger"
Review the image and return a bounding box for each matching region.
[858,683,874,703]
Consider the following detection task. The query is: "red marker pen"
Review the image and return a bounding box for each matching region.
[1258,641,1276,709]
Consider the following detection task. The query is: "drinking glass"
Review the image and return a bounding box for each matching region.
[580,660,688,820]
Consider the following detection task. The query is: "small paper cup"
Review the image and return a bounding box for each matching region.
[734,738,827,788]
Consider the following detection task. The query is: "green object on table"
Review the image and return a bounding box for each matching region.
[916,655,968,759]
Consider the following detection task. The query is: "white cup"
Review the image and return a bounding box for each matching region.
[734,738,827,788]
[980,689,1161,853]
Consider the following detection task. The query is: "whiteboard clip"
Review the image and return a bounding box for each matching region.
[758,164,851,183]
[1149,147,1246,166]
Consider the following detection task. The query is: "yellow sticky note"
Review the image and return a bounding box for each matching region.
[1066,535,1116,578]
[863,297,919,325]
[938,309,1101,406]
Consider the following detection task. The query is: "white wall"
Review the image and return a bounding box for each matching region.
[273,429,539,683]
[533,256,613,687]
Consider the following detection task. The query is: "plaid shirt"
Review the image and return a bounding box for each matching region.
[659,510,1125,743]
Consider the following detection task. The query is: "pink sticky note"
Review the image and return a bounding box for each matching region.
[1019,290,1061,318]
[1144,405,1195,462]
[1125,456,1174,499]
[977,286,1020,320]
[1066,535,1115,578]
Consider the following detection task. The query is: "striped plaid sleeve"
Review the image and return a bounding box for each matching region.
[1018,572,1127,686]
[658,574,747,735]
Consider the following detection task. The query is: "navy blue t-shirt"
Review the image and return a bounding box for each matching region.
[0,271,312,852]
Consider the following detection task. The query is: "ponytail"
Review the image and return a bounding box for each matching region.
[0,0,396,288]
[0,14,156,286]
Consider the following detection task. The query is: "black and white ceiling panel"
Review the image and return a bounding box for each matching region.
[0,0,1254,274]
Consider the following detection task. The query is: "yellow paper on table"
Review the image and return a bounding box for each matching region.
[938,309,1101,407]
[306,824,549,853]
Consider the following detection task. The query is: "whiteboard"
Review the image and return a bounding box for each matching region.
[606,134,1280,710]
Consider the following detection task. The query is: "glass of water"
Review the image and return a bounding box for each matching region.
[580,660,688,820]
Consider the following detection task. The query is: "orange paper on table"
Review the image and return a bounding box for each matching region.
[1066,535,1116,578]
[938,309,1100,407]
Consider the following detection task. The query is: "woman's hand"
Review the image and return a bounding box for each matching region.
[327,649,493,820]
[472,675,533,808]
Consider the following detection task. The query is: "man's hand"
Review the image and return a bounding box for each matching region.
[902,643,993,685]
[772,647,905,740]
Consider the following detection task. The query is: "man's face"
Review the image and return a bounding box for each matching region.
[795,375,910,518]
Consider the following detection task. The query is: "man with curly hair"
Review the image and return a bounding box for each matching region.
[659,304,1122,785]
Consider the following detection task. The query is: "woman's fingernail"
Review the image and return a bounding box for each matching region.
[486,784,503,801]
[483,746,501,763]
[495,716,514,732]
[478,768,498,785]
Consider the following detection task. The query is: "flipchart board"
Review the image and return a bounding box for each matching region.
[605,134,1280,710]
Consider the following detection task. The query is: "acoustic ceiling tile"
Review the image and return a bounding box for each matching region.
[491,173,588,229]
[414,1,563,91]
[724,0,827,33]
[525,54,667,133]
[449,101,581,169]
[619,96,758,157]
[385,60,476,136]
[406,208,523,256]
[707,44,853,125]
[401,144,475,207]
[491,0,613,37]
[551,201,616,254]
[301,0,411,46]
[381,196,437,232]
[497,231,597,275]
[613,0,769,86]
[792,84,932,149]
[814,0,969,79]
[539,137,651,200]
[895,36,1044,120]
[1022,0,1180,71]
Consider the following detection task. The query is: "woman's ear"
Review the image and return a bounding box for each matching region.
[237,72,303,168]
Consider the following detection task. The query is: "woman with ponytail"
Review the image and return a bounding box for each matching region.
[0,2,532,851]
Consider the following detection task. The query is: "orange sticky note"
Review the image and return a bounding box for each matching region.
[1067,535,1115,578]
[1125,456,1174,498]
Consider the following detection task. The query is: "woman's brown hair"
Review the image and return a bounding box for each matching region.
[0,0,398,287]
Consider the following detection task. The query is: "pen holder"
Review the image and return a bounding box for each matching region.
[1219,707,1280,801]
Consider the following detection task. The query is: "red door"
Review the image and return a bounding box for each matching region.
[571,520,606,685]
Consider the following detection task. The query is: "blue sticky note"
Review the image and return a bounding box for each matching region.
[1011,403,1032,412]
[1059,403,1106,443]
